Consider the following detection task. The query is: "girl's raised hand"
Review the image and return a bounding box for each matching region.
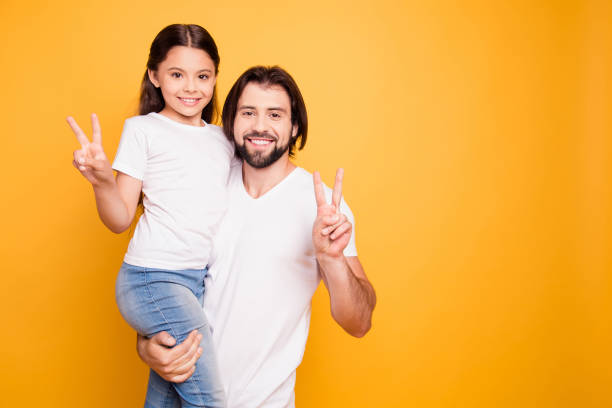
[67,113,114,187]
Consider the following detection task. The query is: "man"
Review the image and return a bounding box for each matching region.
[138,66,376,407]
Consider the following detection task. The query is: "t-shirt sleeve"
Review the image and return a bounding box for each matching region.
[112,119,147,180]
[339,198,358,257]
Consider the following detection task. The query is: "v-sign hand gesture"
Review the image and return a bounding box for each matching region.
[312,168,353,259]
[67,113,114,187]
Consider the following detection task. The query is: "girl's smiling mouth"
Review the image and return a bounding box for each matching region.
[178,97,201,106]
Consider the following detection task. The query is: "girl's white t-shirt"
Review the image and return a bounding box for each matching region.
[112,112,233,270]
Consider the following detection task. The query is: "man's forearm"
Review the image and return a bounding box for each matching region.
[317,255,376,337]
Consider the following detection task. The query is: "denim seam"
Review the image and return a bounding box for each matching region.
[163,379,174,408]
[183,270,207,406]
[142,268,179,342]
[183,362,205,406]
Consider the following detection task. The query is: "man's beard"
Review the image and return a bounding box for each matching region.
[235,131,290,169]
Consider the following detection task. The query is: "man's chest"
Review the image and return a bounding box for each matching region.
[239,206,314,258]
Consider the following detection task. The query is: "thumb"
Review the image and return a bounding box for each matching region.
[154,331,176,347]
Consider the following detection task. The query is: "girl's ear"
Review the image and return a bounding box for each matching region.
[148,69,160,88]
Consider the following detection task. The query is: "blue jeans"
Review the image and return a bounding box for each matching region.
[116,262,225,408]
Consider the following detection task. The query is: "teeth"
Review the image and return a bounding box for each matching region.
[251,139,272,145]
[180,98,198,102]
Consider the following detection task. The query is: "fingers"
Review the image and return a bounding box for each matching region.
[73,150,91,173]
[73,149,86,168]
[173,341,203,381]
[165,330,198,362]
[320,214,347,235]
[152,331,177,348]
[320,214,341,230]
[331,168,344,210]
[158,330,201,383]
[172,331,202,369]
[66,116,90,147]
[91,113,102,144]
[330,220,352,240]
[76,156,105,171]
[314,169,344,211]
[87,143,108,161]
[75,160,88,172]
[313,171,327,207]
[171,365,197,383]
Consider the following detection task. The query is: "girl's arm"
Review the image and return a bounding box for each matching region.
[90,172,142,233]
[68,114,142,233]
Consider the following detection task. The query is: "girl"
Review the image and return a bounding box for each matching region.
[68,24,232,408]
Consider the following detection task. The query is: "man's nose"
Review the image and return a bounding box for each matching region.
[254,114,267,132]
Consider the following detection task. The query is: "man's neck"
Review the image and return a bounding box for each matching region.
[242,155,296,199]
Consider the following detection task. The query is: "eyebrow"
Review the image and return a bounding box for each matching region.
[238,105,288,112]
[167,67,213,73]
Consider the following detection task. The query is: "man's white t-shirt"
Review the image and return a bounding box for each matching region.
[204,161,357,407]
[112,112,233,270]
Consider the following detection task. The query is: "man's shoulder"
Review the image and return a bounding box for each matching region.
[291,166,314,183]
[291,167,336,198]
[226,159,244,189]
[204,123,232,143]
[203,124,234,157]
[281,167,319,198]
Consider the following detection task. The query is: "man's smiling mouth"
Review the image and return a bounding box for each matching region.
[245,132,277,146]
[247,138,274,146]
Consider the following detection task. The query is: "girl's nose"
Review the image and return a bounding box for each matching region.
[184,77,196,92]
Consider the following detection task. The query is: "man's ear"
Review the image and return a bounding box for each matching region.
[148,69,160,88]
[292,124,298,139]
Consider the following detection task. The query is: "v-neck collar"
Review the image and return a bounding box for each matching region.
[239,166,299,202]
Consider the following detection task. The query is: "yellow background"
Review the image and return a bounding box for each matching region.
[1,0,610,406]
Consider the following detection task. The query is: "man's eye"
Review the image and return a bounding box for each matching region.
[171,72,182,78]
[242,111,254,116]
[270,113,281,119]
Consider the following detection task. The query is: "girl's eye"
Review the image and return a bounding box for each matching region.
[242,111,254,117]
[199,74,209,80]
[171,72,182,78]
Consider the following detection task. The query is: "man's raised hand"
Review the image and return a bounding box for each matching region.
[312,168,353,259]
[67,113,114,187]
